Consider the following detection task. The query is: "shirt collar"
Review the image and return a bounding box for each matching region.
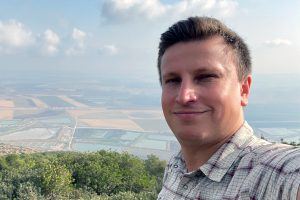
[199,121,255,182]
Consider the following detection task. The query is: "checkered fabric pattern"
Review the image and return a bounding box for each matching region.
[157,122,300,200]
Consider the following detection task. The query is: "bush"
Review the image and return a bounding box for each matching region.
[0,150,166,199]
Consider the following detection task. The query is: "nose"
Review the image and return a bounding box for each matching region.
[176,81,197,105]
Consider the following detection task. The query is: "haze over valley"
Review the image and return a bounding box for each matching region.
[0,72,299,160]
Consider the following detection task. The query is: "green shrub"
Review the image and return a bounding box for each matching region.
[0,150,166,199]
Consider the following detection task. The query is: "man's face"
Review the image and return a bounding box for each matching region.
[160,37,251,147]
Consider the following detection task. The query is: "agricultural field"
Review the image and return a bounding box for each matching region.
[13,96,36,107]
[73,128,179,159]
[0,110,14,120]
[1,77,299,160]
[58,95,88,108]
[0,91,178,159]
[0,128,58,141]
[0,99,14,120]
[38,96,74,107]
[0,99,14,108]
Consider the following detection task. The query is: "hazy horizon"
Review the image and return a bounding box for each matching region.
[0,1,299,158]
[1,0,300,81]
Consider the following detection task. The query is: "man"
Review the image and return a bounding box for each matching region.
[157,17,300,199]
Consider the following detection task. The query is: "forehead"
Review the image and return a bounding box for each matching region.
[161,37,235,75]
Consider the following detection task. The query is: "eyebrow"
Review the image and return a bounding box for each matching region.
[193,68,219,74]
[162,72,178,81]
[163,68,225,84]
[163,67,221,78]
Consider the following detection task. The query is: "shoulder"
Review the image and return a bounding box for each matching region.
[243,143,300,199]
[240,141,300,177]
[254,143,300,173]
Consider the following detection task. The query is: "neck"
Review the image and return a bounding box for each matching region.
[180,120,245,172]
[181,138,227,172]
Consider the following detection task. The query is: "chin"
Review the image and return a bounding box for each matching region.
[174,129,208,143]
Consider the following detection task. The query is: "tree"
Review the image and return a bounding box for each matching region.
[38,159,72,196]
[0,150,164,199]
[144,155,166,193]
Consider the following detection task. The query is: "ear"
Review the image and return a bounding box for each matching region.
[240,75,252,107]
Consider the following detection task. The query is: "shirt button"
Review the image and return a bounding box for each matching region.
[174,164,178,168]
[183,185,188,190]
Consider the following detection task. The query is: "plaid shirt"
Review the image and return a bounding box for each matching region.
[158,122,300,200]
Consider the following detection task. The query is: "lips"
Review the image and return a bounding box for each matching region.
[173,110,210,114]
[173,110,210,115]
[173,110,211,120]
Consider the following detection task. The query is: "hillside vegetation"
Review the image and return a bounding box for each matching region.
[0,150,166,199]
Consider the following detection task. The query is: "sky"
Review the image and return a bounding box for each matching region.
[0,0,300,83]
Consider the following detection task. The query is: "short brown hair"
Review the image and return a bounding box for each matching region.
[157,16,251,84]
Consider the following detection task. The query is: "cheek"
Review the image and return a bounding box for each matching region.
[161,91,168,111]
[206,88,232,114]
[161,92,169,108]
[216,88,241,114]
[161,90,174,113]
[204,87,224,105]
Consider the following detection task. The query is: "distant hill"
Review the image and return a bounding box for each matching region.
[0,143,37,155]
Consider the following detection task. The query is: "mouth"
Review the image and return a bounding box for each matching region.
[173,110,210,115]
[172,110,211,120]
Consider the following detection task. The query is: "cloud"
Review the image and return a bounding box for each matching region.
[98,44,119,55]
[66,28,87,56]
[100,0,238,23]
[264,38,292,47]
[72,28,86,48]
[218,0,238,16]
[101,0,167,22]
[0,19,34,53]
[42,29,60,55]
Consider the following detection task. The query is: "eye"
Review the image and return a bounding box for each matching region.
[164,77,181,85]
[195,74,218,82]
